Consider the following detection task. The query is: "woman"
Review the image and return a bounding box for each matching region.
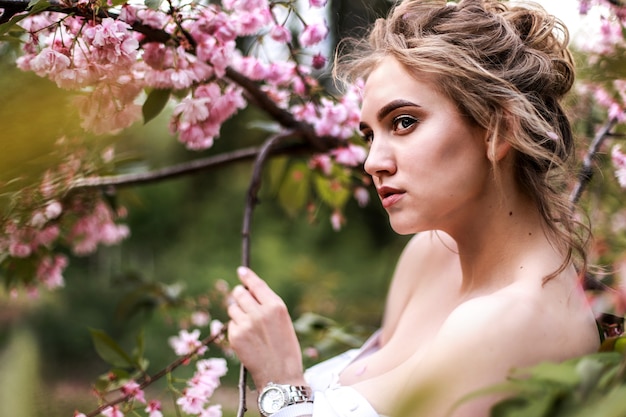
[227,1,600,416]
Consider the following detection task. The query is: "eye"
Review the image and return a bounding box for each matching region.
[360,130,374,144]
[392,115,418,134]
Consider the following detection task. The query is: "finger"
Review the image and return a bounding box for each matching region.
[227,301,247,324]
[237,266,280,304]
[231,284,260,314]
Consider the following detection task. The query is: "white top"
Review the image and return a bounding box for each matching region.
[272,331,385,417]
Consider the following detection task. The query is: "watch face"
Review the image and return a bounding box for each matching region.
[260,386,287,414]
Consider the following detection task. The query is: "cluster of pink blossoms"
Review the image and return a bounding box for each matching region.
[612,145,626,188]
[1,144,129,295]
[176,358,228,416]
[15,0,343,152]
[576,1,626,123]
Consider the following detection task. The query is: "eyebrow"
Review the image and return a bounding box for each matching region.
[360,99,421,132]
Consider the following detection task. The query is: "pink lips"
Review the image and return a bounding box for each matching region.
[377,186,405,209]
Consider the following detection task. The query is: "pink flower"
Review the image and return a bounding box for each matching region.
[45,201,62,219]
[191,311,210,327]
[331,144,367,167]
[309,0,328,7]
[354,186,370,208]
[176,389,207,414]
[69,200,130,255]
[121,380,146,404]
[210,320,224,338]
[9,242,31,258]
[36,255,68,290]
[309,154,333,176]
[234,56,268,80]
[270,25,292,43]
[312,53,326,70]
[199,405,223,417]
[74,412,87,417]
[168,329,207,356]
[330,210,345,231]
[28,48,71,77]
[299,22,329,47]
[101,405,124,417]
[612,145,626,188]
[145,401,163,417]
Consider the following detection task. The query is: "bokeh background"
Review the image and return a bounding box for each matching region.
[1,1,625,416]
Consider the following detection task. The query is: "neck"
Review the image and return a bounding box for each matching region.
[449,192,556,294]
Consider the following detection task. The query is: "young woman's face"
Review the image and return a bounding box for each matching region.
[360,57,491,235]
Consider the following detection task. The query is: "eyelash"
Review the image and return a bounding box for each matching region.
[361,131,374,144]
[360,114,419,144]
[392,115,418,133]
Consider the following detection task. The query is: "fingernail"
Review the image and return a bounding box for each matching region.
[237,266,248,277]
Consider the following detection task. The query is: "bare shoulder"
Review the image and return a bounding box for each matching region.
[439,279,599,366]
[396,283,597,416]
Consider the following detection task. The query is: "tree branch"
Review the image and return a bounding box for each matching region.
[236,132,290,417]
[84,328,226,417]
[69,142,313,191]
[570,117,620,206]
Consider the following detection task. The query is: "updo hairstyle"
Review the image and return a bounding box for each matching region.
[336,0,587,279]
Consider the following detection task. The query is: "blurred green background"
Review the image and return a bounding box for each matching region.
[2,1,626,416]
[0,1,405,416]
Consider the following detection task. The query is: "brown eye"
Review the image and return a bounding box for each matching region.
[392,115,418,133]
[361,130,374,144]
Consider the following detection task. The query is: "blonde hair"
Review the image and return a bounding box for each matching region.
[336,0,587,280]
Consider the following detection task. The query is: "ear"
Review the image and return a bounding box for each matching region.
[485,133,512,162]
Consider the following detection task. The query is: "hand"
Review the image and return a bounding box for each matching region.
[227,266,306,389]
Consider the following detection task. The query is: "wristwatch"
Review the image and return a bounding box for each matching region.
[258,382,313,416]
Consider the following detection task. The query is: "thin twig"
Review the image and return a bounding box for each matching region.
[68,142,313,191]
[237,132,290,417]
[570,117,619,206]
[84,329,226,417]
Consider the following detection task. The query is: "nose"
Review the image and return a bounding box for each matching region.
[364,138,396,178]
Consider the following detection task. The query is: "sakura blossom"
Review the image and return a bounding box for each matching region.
[612,145,626,188]
[145,401,163,417]
[101,405,124,417]
[121,380,146,404]
[36,254,68,290]
[176,358,227,415]
[169,329,208,356]
[69,200,130,256]
[298,21,329,47]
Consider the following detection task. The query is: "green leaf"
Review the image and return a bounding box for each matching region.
[133,330,145,363]
[89,328,135,368]
[142,88,171,124]
[278,162,310,217]
[521,361,580,387]
[267,156,288,195]
[568,386,626,417]
[0,0,49,35]
[313,172,350,209]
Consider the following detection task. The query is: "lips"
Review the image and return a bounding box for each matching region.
[377,186,406,208]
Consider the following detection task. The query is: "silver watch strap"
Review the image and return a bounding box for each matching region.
[285,385,313,404]
[271,402,314,417]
